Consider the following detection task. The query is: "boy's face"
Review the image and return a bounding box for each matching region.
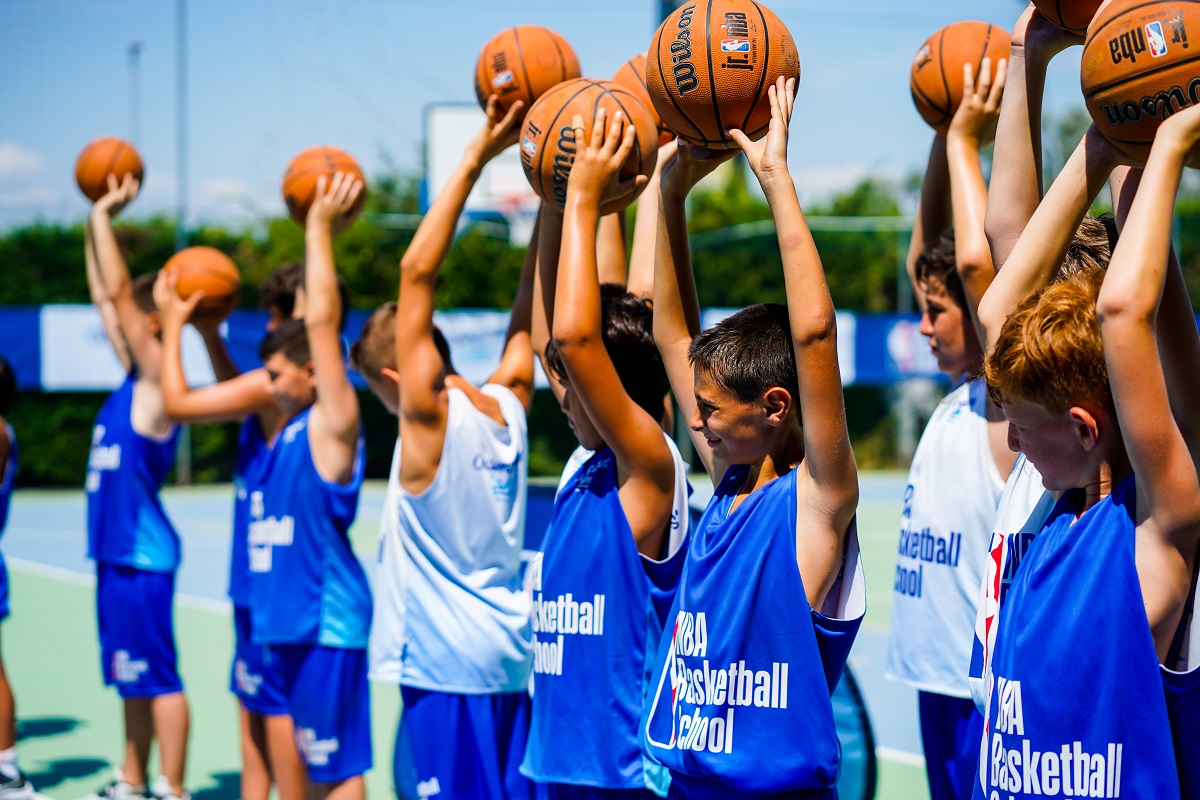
[690,366,774,465]
[365,369,400,417]
[264,352,315,417]
[559,380,605,452]
[1002,395,1100,493]
[920,278,977,378]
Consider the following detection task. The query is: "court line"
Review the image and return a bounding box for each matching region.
[8,556,233,616]
[876,746,926,767]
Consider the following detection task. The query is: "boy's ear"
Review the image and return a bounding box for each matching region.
[380,366,400,387]
[762,386,793,426]
[1068,404,1102,453]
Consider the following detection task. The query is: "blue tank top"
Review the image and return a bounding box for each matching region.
[1163,570,1200,800]
[229,416,269,608]
[0,423,16,538]
[642,466,864,796]
[522,447,687,791]
[86,373,181,573]
[975,476,1180,800]
[248,409,370,649]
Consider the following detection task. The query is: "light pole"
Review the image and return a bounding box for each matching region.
[175,0,192,485]
[128,41,142,146]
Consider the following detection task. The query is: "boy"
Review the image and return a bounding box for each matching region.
[519,111,690,798]
[85,175,191,800]
[351,97,536,800]
[884,55,1015,800]
[643,77,864,798]
[249,172,371,799]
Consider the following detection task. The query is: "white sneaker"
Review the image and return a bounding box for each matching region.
[149,776,189,800]
[0,771,35,800]
[82,780,146,800]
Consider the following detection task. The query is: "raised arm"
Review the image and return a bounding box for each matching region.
[1095,107,1200,654]
[532,206,567,405]
[985,5,1081,270]
[85,217,132,372]
[907,138,951,313]
[596,212,628,286]
[626,140,676,300]
[486,209,539,411]
[304,172,364,485]
[731,77,857,607]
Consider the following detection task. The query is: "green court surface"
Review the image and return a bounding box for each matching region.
[6,478,930,800]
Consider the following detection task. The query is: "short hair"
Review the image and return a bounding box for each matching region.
[985,269,1113,417]
[258,318,310,366]
[544,285,669,421]
[349,302,453,380]
[295,267,353,332]
[1056,215,1114,281]
[260,262,302,318]
[132,272,157,314]
[0,357,15,416]
[915,228,967,311]
[688,302,800,406]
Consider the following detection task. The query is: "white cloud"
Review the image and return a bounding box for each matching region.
[0,142,48,180]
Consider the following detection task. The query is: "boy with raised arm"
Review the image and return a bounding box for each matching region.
[248,173,371,800]
[643,77,864,798]
[352,97,537,800]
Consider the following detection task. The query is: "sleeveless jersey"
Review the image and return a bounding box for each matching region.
[0,423,16,536]
[642,466,866,795]
[968,453,1054,713]
[556,445,594,497]
[369,385,532,692]
[886,378,1004,698]
[228,416,270,608]
[1163,567,1200,799]
[86,373,181,573]
[522,436,691,791]
[975,476,1180,800]
[248,409,370,649]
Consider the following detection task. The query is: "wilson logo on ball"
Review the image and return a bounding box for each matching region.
[671,4,699,96]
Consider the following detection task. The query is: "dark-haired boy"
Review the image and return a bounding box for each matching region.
[644,78,864,798]
[352,98,537,800]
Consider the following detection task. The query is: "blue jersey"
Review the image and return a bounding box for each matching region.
[86,373,181,573]
[248,409,370,649]
[0,423,16,536]
[522,446,688,792]
[642,466,865,796]
[976,476,1179,800]
[229,416,269,608]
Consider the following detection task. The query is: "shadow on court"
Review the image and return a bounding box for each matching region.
[191,771,240,800]
[18,718,80,742]
[24,757,107,791]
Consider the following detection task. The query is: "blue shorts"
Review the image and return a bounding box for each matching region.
[230,606,288,716]
[96,563,182,698]
[270,643,372,784]
[547,785,659,799]
[918,690,983,800]
[0,553,9,620]
[396,687,535,800]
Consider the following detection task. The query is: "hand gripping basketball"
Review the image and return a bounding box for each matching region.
[729,75,795,185]
[565,108,645,209]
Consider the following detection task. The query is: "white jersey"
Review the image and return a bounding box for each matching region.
[885,378,1005,698]
[369,384,533,693]
[968,452,1054,712]
[556,446,594,498]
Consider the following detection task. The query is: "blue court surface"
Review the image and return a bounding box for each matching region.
[2,472,930,799]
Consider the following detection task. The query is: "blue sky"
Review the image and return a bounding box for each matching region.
[0,0,1088,229]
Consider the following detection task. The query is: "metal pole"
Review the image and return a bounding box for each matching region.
[175,0,192,485]
[128,42,142,147]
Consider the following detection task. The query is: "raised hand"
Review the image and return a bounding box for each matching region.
[469,95,526,166]
[307,171,364,235]
[94,172,140,219]
[152,269,204,332]
[565,107,644,207]
[948,57,1006,148]
[728,76,795,186]
[1013,2,1084,64]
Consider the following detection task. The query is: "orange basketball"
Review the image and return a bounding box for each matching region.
[611,54,675,147]
[1033,0,1105,34]
[281,146,367,225]
[646,0,800,149]
[910,22,1012,134]
[519,78,658,215]
[162,246,242,322]
[1082,0,1200,162]
[75,137,144,201]
[474,26,581,115]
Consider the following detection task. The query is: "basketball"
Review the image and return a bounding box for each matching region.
[1082,0,1200,162]
[910,22,1012,134]
[474,26,582,115]
[74,137,144,202]
[611,54,675,147]
[645,0,800,149]
[519,78,658,215]
[1033,0,1104,34]
[162,246,242,322]
[281,146,367,225]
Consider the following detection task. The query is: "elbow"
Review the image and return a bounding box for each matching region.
[793,308,838,349]
[956,246,993,281]
[549,328,598,366]
[1095,291,1154,328]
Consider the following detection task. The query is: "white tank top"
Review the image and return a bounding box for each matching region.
[968,452,1055,712]
[885,378,1005,697]
[368,384,533,693]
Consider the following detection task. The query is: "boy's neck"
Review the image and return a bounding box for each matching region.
[1077,437,1133,517]
[745,425,806,494]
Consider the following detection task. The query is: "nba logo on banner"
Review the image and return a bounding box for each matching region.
[721,39,750,52]
[1146,21,1168,57]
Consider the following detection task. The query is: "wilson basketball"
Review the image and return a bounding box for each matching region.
[910,22,1012,134]
[1033,0,1104,34]
[281,146,367,225]
[645,0,800,149]
[75,137,144,201]
[611,54,675,147]
[1082,0,1200,161]
[474,26,581,115]
[162,246,242,322]
[519,78,658,215]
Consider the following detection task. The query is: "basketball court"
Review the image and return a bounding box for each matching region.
[4,473,929,800]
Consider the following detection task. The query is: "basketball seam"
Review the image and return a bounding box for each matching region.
[603,85,646,183]
[1055,0,1065,28]
[633,59,649,92]
[102,142,128,190]
[935,27,952,121]
[740,0,773,136]
[513,28,532,106]
[548,30,569,85]
[975,25,993,110]
[534,80,600,207]
[1083,51,1200,99]
[705,0,726,144]
[654,22,706,139]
